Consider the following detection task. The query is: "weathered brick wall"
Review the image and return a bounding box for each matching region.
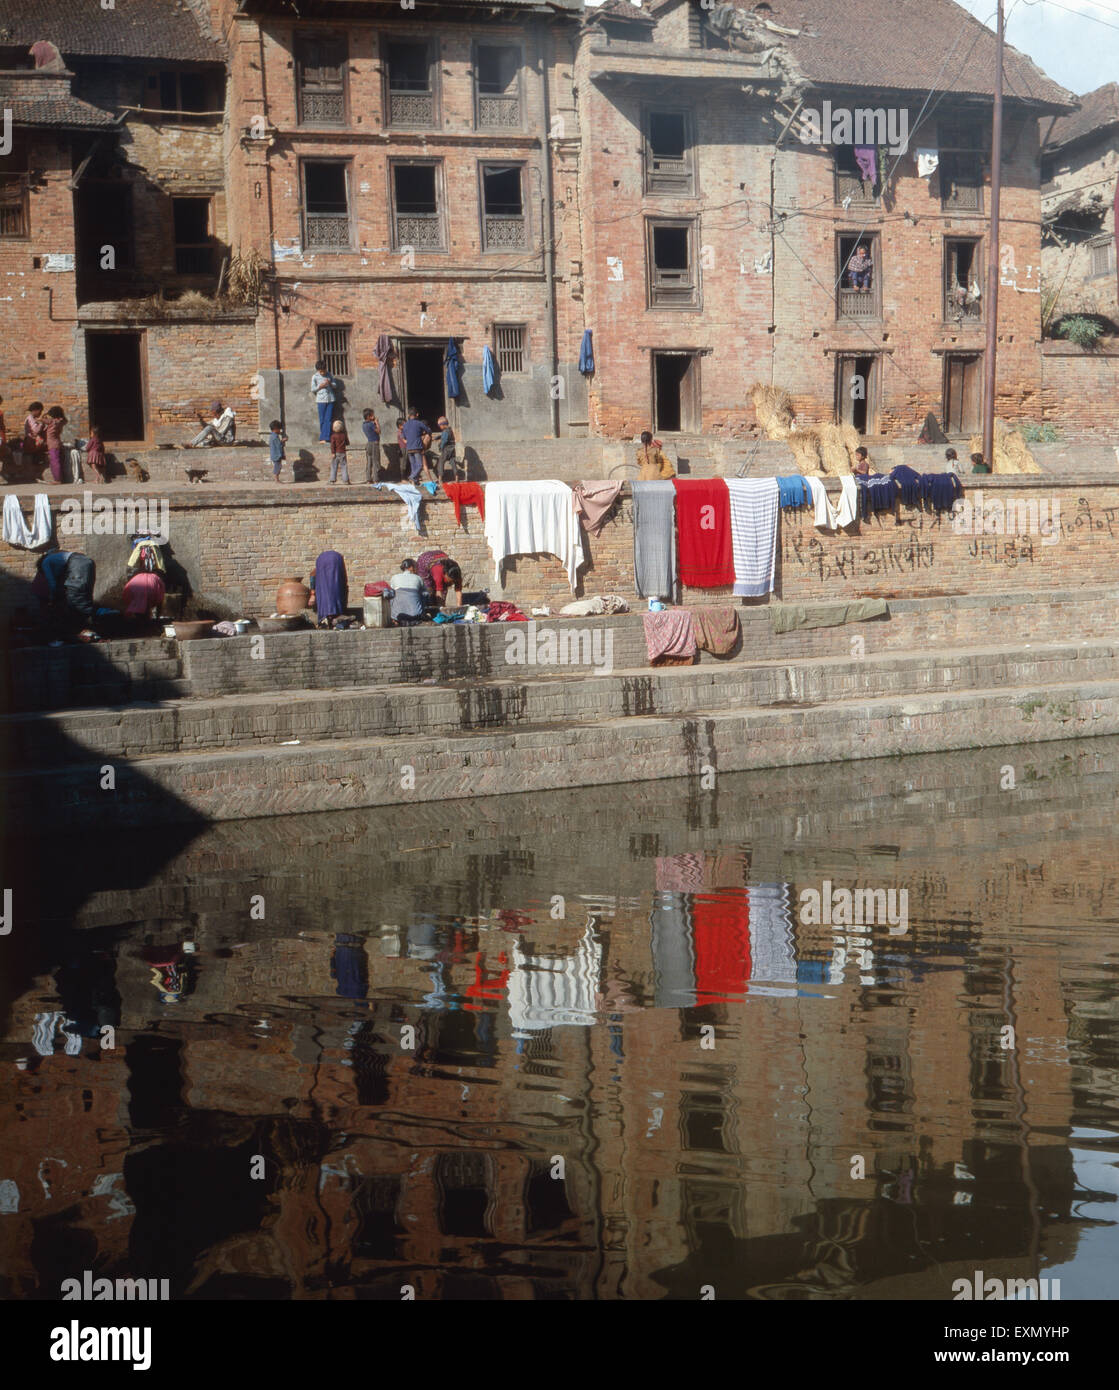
[1040,344,1119,430]
[0,132,82,412]
[5,479,1119,626]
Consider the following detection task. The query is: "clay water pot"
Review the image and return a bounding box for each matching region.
[276,577,311,615]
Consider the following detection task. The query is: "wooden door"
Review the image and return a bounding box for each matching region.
[944,354,981,434]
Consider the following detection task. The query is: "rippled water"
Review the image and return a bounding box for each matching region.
[2,739,1119,1300]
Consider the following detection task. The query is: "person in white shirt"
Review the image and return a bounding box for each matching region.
[189,401,236,447]
[388,558,426,627]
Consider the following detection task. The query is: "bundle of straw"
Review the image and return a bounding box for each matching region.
[967,420,1042,475]
[748,382,796,440]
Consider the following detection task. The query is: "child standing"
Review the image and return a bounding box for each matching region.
[267,419,287,483]
[329,419,350,484]
[361,409,381,483]
[23,402,47,472]
[44,406,67,484]
[86,426,107,484]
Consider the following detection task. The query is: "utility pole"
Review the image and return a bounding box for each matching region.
[982,0,1005,469]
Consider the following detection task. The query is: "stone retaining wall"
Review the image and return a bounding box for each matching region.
[3,478,1119,628]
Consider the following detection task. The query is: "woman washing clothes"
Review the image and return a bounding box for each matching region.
[310,549,348,629]
[416,548,463,608]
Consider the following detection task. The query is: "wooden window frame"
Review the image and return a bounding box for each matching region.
[316,323,352,378]
[295,30,349,128]
[479,161,528,253]
[473,42,523,132]
[943,236,984,324]
[1089,234,1116,280]
[300,157,353,253]
[836,232,881,321]
[646,217,700,310]
[0,174,30,239]
[643,106,696,197]
[382,36,440,131]
[493,323,528,375]
[389,158,447,254]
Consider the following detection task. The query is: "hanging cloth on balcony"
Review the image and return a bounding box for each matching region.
[579,329,595,376]
[375,333,397,405]
[853,145,877,184]
[482,345,497,397]
[444,338,462,400]
[916,148,939,178]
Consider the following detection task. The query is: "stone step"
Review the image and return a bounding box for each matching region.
[8,586,1119,712]
[9,671,1119,828]
[4,638,1116,768]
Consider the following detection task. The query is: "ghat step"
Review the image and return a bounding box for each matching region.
[3,639,1116,767]
[7,665,1119,827]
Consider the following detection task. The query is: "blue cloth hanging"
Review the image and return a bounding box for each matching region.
[444,338,462,400]
[482,345,497,397]
[579,328,595,376]
[776,475,810,508]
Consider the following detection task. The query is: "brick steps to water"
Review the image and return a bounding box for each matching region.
[7,644,1119,826]
[4,639,1116,768]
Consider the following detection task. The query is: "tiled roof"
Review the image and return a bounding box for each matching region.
[0,74,118,128]
[589,0,656,24]
[706,0,1075,110]
[1044,83,1119,152]
[0,0,223,64]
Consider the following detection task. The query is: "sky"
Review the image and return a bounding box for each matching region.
[955,0,1119,95]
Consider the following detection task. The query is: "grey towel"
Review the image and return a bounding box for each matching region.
[769,598,889,633]
[631,480,676,600]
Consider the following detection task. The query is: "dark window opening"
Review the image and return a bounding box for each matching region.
[525,1160,575,1234]
[303,162,350,249]
[945,238,982,321]
[435,1152,491,1238]
[172,197,214,275]
[387,41,430,90]
[392,163,443,250]
[351,1176,401,1260]
[0,174,29,238]
[837,235,880,319]
[681,1092,732,1154]
[156,70,211,117]
[939,129,985,212]
[76,184,134,271]
[646,111,693,194]
[386,40,435,126]
[296,34,347,126]
[481,164,525,250]
[476,45,521,129]
[649,221,697,307]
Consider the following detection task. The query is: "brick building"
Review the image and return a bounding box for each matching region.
[575,0,1074,441]
[0,1,253,448]
[1041,82,1119,332]
[0,0,1089,451]
[217,0,587,447]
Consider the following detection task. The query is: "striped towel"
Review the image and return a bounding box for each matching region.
[631,480,676,599]
[726,477,779,597]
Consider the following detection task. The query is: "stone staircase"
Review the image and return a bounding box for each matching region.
[4,588,1119,828]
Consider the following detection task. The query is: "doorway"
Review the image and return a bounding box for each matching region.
[835,354,876,434]
[652,351,700,433]
[943,353,982,434]
[401,342,445,425]
[86,331,146,441]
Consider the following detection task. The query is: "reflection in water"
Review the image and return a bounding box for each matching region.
[2,738,1119,1300]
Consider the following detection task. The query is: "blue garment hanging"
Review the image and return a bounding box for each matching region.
[444,338,462,400]
[482,345,497,396]
[776,475,809,508]
[579,328,595,376]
